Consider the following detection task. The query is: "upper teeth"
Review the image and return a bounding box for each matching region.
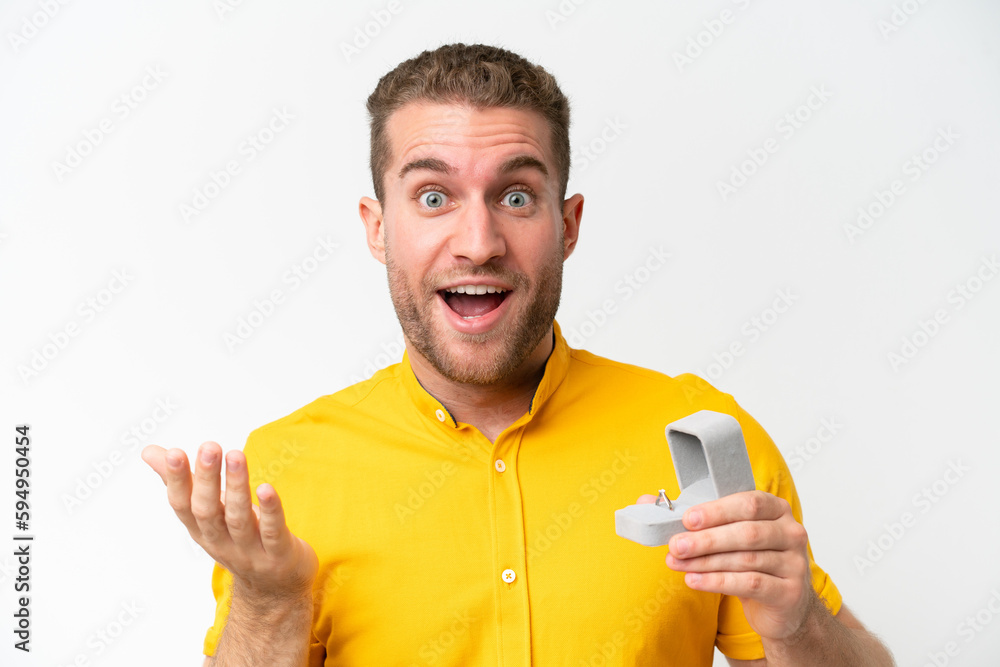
[444,284,507,295]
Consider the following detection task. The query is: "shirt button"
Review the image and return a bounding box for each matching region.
[494,459,506,473]
[435,409,446,422]
[501,569,516,584]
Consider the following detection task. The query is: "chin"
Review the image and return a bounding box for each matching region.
[431,329,523,385]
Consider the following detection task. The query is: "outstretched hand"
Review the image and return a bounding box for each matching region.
[142,442,317,599]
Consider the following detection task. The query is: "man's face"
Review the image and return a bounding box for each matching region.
[360,102,582,385]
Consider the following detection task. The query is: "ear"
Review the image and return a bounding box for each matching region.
[560,193,584,260]
[359,196,386,264]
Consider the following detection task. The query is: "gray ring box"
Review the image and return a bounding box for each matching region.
[614,410,756,547]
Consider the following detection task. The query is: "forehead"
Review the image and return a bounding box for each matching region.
[385,101,554,180]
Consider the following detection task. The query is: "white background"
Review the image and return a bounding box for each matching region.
[2,0,999,665]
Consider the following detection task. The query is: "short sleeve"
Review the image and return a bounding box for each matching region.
[202,561,234,656]
[673,376,843,659]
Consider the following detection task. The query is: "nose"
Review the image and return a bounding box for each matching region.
[447,198,506,265]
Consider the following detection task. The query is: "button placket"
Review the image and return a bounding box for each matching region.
[489,428,530,664]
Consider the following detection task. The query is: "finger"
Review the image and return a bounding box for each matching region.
[190,442,229,543]
[256,483,293,557]
[160,448,199,534]
[635,493,658,504]
[224,451,258,549]
[669,520,792,559]
[666,549,794,578]
[141,445,169,484]
[682,570,789,602]
[683,491,788,531]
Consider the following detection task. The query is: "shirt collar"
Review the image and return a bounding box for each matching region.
[400,319,572,429]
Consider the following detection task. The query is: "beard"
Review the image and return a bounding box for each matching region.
[385,237,563,386]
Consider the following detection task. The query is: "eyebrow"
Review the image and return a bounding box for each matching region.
[397,154,549,180]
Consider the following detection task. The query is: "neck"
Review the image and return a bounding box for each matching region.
[406,326,554,443]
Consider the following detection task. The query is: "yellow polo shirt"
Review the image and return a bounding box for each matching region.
[203,320,841,665]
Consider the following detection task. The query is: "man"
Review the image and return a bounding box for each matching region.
[143,43,895,665]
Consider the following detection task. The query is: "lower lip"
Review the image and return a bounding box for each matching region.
[437,291,512,334]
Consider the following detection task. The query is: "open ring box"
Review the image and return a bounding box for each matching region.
[614,410,756,547]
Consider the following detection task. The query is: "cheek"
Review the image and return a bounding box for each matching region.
[388,230,441,286]
[515,232,562,269]
[398,242,438,278]
[403,216,462,257]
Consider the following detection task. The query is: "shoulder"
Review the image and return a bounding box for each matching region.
[247,362,407,445]
[566,346,792,491]
[565,346,736,410]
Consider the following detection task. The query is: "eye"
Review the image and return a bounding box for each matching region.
[502,191,532,208]
[419,191,447,208]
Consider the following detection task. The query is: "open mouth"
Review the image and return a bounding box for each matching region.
[438,284,511,320]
